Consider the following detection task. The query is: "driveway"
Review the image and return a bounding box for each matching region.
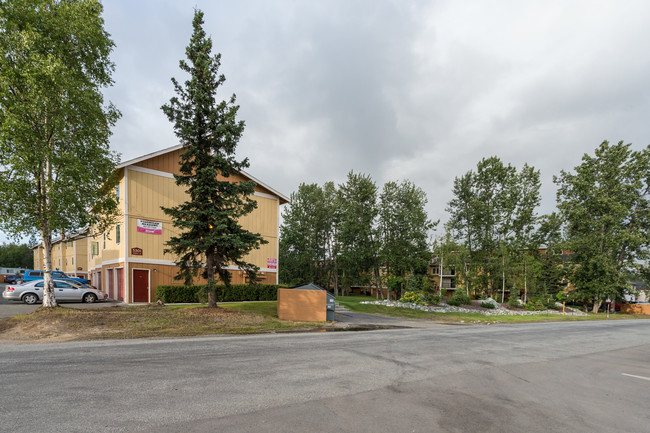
[333,309,445,329]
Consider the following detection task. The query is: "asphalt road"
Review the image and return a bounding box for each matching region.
[1,320,649,433]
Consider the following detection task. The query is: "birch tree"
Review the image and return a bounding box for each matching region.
[337,172,379,294]
[0,0,120,307]
[378,180,436,298]
[555,141,650,312]
[446,157,540,299]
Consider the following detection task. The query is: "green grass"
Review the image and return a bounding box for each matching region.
[0,303,322,342]
[220,301,279,317]
[336,295,647,323]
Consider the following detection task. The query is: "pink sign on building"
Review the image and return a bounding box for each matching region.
[137,219,163,235]
[267,258,277,269]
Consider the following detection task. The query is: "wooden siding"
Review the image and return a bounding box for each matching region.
[127,168,183,262]
[134,148,184,176]
[133,148,282,198]
[621,304,650,315]
[33,248,43,270]
[126,168,279,270]
[277,288,327,321]
[32,237,89,278]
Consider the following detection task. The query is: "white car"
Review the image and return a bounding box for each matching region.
[2,279,108,304]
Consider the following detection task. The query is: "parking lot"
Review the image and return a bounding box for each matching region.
[0,283,120,318]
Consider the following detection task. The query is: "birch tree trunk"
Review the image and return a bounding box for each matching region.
[40,160,56,308]
[41,233,57,307]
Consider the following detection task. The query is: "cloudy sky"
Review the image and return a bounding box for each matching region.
[6,0,650,244]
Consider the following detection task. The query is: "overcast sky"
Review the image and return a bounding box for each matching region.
[5,0,650,244]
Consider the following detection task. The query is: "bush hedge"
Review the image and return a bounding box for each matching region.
[156,284,287,303]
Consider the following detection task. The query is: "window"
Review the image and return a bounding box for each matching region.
[53,271,65,278]
[72,257,74,265]
[116,184,120,203]
[116,224,121,245]
[103,233,106,250]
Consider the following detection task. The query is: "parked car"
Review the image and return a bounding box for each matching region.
[2,279,108,304]
[2,274,21,284]
[21,270,91,285]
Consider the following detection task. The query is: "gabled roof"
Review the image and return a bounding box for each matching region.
[291,283,328,291]
[117,145,290,204]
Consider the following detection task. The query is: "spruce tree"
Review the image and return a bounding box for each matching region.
[162,10,266,307]
[0,0,121,307]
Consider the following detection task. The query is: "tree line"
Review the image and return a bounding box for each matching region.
[280,141,650,312]
[280,172,434,297]
[0,243,33,269]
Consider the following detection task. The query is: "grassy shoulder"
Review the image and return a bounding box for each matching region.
[336,295,649,323]
[0,302,321,343]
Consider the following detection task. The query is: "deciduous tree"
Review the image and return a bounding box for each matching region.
[446,157,541,299]
[0,243,33,269]
[337,172,379,294]
[555,141,650,312]
[378,180,436,298]
[0,0,120,307]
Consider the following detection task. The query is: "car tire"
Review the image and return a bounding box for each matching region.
[22,293,39,305]
[82,293,97,303]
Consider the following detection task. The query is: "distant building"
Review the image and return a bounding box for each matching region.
[625,281,649,303]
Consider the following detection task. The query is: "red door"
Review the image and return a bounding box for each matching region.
[116,268,124,301]
[133,269,149,302]
[107,270,114,299]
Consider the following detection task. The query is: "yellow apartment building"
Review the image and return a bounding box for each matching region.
[34,145,289,303]
[33,231,90,280]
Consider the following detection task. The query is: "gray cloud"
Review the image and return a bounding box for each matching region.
[3,0,649,244]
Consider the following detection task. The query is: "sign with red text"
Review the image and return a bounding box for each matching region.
[137,219,162,235]
[267,258,277,269]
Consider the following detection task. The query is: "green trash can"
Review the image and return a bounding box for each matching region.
[326,292,336,321]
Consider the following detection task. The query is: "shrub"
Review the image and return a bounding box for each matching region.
[446,289,471,306]
[399,290,426,305]
[507,295,521,308]
[155,285,205,303]
[156,284,287,303]
[425,292,442,305]
[525,297,554,311]
[480,301,495,309]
